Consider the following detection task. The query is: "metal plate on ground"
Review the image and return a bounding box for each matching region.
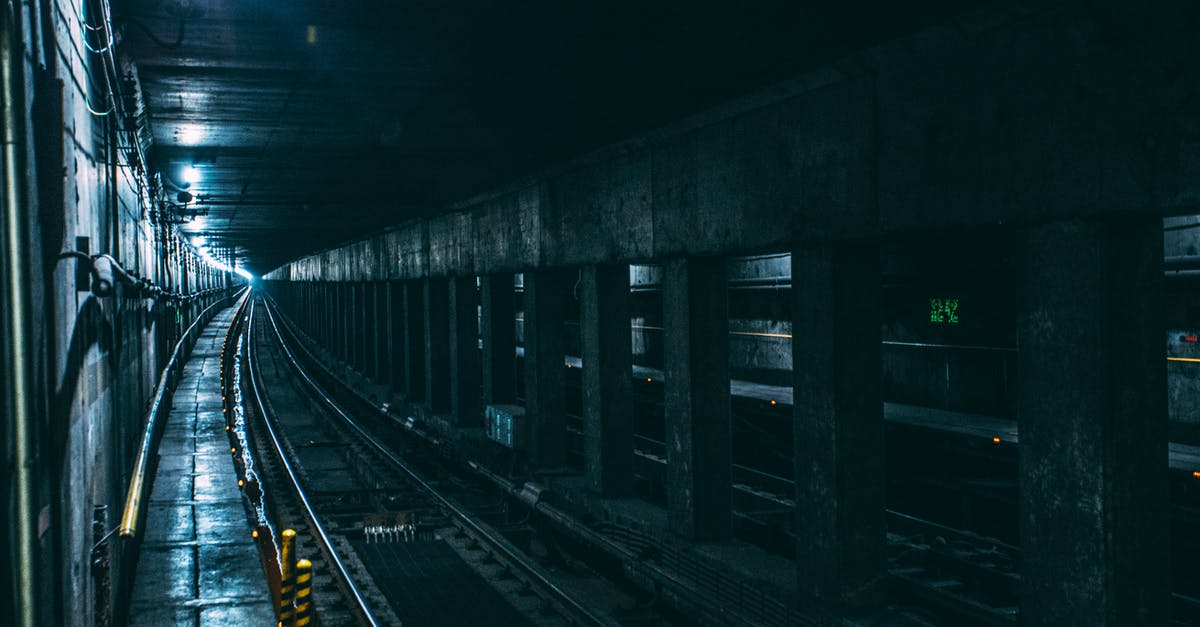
[351,538,530,627]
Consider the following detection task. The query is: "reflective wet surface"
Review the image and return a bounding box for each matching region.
[129,307,274,626]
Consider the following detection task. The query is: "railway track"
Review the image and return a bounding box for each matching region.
[245,292,1200,626]
[232,295,655,626]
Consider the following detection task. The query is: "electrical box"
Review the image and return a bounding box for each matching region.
[484,404,525,449]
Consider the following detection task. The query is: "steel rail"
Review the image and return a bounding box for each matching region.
[118,286,248,537]
[243,298,381,627]
[259,295,612,627]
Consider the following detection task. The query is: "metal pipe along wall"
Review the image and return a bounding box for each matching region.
[1,2,38,626]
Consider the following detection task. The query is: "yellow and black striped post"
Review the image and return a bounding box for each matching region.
[278,529,296,626]
[293,558,314,627]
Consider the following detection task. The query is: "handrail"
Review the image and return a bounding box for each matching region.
[244,298,381,627]
[118,286,249,537]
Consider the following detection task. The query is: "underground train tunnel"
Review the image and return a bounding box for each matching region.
[5,0,1200,625]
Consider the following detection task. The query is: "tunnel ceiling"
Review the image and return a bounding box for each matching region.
[121,0,966,273]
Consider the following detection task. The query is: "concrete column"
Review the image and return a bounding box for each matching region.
[524,268,568,470]
[663,256,731,540]
[360,282,373,374]
[580,264,633,497]
[403,281,425,402]
[374,283,388,379]
[387,282,406,391]
[369,282,381,377]
[480,274,518,405]
[317,283,326,346]
[424,278,451,412]
[791,242,885,613]
[352,283,363,367]
[1017,218,1168,625]
[339,283,350,363]
[304,283,313,335]
[324,282,333,348]
[449,276,482,425]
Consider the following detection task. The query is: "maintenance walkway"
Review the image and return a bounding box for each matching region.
[128,306,274,625]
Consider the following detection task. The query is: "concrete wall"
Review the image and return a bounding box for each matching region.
[3,2,236,624]
[267,3,1200,284]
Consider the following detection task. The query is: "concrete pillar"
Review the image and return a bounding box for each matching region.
[480,274,518,405]
[580,264,633,497]
[1017,218,1168,625]
[449,276,482,425]
[791,242,885,613]
[663,256,731,541]
[424,278,451,413]
[372,282,387,382]
[524,268,568,470]
[303,283,312,335]
[360,282,373,374]
[350,283,360,365]
[386,282,405,391]
[339,283,350,363]
[371,282,385,380]
[323,282,333,349]
[403,281,425,402]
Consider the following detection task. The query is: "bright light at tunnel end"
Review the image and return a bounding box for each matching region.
[193,243,257,281]
[181,165,201,185]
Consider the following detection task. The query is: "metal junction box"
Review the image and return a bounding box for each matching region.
[484,404,526,449]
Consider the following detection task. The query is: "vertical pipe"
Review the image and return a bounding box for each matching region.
[1,2,38,625]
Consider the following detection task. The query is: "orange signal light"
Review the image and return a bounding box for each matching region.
[992,437,1001,444]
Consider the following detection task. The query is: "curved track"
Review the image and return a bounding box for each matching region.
[234,294,653,626]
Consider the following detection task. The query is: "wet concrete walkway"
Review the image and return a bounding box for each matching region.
[129,305,274,626]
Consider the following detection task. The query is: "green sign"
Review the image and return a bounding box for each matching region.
[929,298,959,324]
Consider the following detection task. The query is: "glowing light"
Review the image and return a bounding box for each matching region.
[251,529,259,539]
[1193,471,1200,479]
[231,447,237,454]
[306,25,319,45]
[930,297,960,324]
[181,165,201,185]
[646,377,652,382]
[191,236,206,248]
[992,437,1001,444]
[235,267,256,281]
[177,124,206,146]
[238,479,244,487]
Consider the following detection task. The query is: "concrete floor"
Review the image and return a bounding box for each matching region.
[128,307,274,626]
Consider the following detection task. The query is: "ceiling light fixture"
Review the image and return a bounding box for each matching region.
[178,124,205,146]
